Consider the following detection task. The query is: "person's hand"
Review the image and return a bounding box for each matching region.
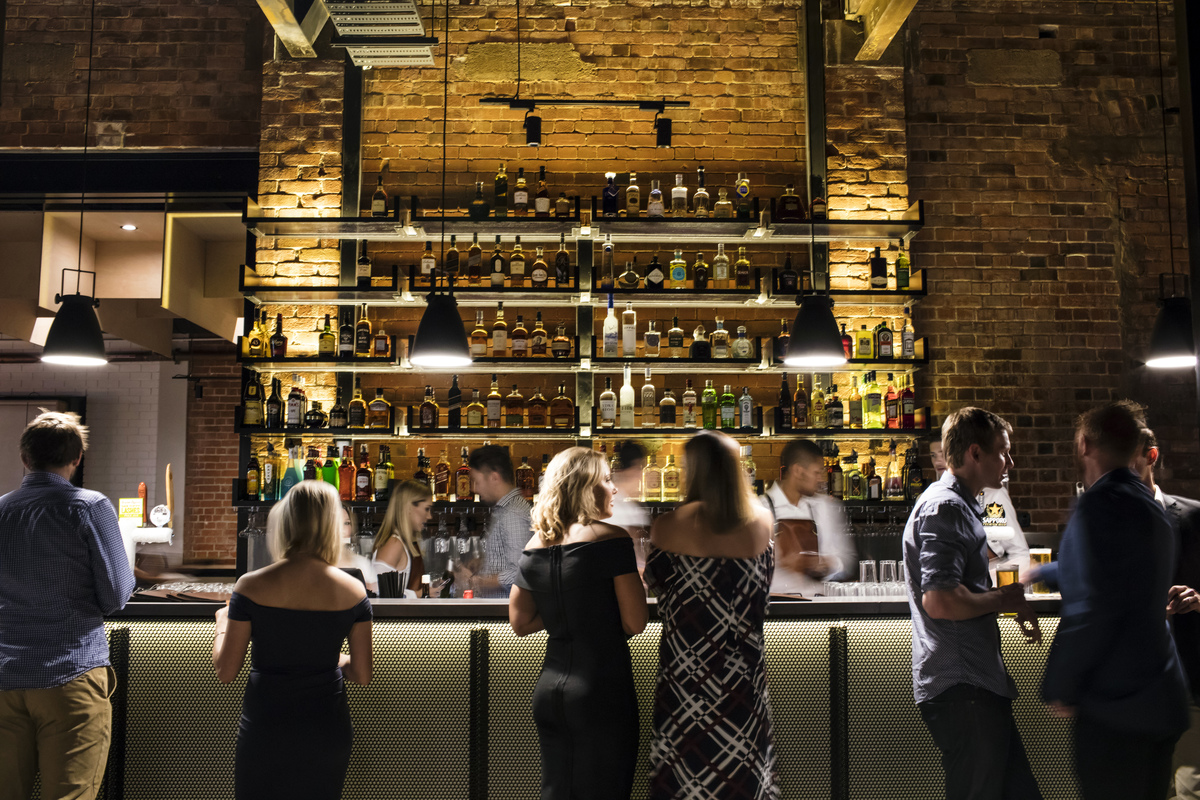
[995,582,1027,613]
[1168,585,1200,615]
[1014,603,1042,644]
[338,653,351,669]
[1047,701,1075,719]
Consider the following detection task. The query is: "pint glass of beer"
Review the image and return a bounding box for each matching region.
[1029,548,1052,594]
[996,566,1020,587]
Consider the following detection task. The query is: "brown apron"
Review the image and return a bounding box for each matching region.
[774,518,830,578]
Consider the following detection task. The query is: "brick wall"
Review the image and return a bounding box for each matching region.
[184,347,240,565]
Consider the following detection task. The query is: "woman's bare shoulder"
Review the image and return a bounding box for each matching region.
[591,521,631,541]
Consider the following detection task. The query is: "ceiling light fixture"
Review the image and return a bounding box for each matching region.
[121,224,137,231]
[654,112,672,148]
[783,293,847,368]
[524,110,542,147]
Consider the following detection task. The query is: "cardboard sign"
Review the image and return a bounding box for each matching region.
[118,498,143,521]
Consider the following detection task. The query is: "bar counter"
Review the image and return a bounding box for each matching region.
[99,599,1078,800]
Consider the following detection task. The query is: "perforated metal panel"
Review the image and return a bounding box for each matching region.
[763,621,833,800]
[326,2,426,36]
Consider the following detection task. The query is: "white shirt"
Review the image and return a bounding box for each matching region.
[977,485,1029,571]
[761,483,855,595]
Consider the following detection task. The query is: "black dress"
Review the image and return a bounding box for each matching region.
[227,592,372,800]
[515,536,641,800]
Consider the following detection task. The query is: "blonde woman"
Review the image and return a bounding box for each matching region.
[213,480,373,800]
[510,447,648,800]
[371,480,433,594]
[646,431,778,800]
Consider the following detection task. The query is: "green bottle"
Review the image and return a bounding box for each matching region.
[719,384,737,430]
[279,445,304,496]
[321,444,340,491]
[701,380,719,430]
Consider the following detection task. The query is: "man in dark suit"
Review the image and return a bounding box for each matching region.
[1034,402,1189,800]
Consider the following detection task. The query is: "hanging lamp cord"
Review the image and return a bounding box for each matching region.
[1154,0,1178,285]
[438,0,449,293]
[74,0,98,297]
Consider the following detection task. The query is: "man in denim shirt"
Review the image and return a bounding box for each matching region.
[0,411,135,800]
[904,407,1043,800]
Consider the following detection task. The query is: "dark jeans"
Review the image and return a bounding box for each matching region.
[1074,715,1178,800]
[917,684,1043,800]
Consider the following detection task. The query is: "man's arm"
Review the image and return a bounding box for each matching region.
[85,499,136,614]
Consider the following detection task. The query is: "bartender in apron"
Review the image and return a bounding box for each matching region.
[761,439,855,596]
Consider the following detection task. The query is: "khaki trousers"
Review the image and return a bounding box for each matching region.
[0,666,115,800]
[1172,703,1200,799]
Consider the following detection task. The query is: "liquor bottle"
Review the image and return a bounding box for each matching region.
[455,447,472,500]
[711,243,729,288]
[551,325,572,358]
[372,326,390,358]
[869,246,888,289]
[713,187,734,218]
[738,386,754,430]
[489,236,507,287]
[469,181,490,221]
[285,380,304,428]
[885,440,904,500]
[467,233,483,285]
[599,376,617,428]
[516,456,536,500]
[641,368,656,428]
[531,312,548,356]
[664,249,686,289]
[509,236,526,287]
[466,388,485,428]
[811,193,827,220]
[318,314,336,357]
[603,294,619,357]
[305,448,321,483]
[371,175,389,217]
[827,385,843,429]
[701,380,719,430]
[338,445,355,502]
[470,310,488,358]
[877,319,894,360]
[732,325,754,359]
[671,174,688,217]
[377,446,396,502]
[647,180,665,217]
[618,260,640,290]
[511,315,529,358]
[530,247,549,289]
[534,166,551,217]
[356,241,372,289]
[601,234,615,290]
[242,372,264,426]
[355,445,372,501]
[692,251,709,289]
[843,454,865,501]
[778,255,799,294]
[492,302,507,354]
[420,241,437,287]
[662,454,681,501]
[333,310,351,359]
[900,374,915,429]
[513,167,528,214]
[327,386,347,429]
[793,375,809,429]
[494,163,508,216]
[690,322,711,359]
[693,166,709,217]
[644,321,661,357]
[734,247,752,289]
[602,172,619,218]
[554,233,571,287]
[776,183,805,222]
[734,172,752,220]
[444,235,460,283]
[322,444,340,490]
[555,192,571,218]
[447,374,462,430]
[305,401,327,429]
[896,245,910,291]
[774,319,791,363]
[354,305,372,356]
[504,385,525,427]
[244,451,261,500]
[659,389,677,428]
[855,325,873,360]
[247,311,267,357]
[884,373,899,429]
[810,376,826,428]
[265,378,283,428]
[841,323,853,360]
[718,384,737,431]
[644,255,665,291]
[640,454,662,502]
[667,316,685,358]
[527,386,548,428]
[847,376,863,430]
[622,302,637,356]
[904,446,927,500]
[711,316,730,359]
[900,309,915,359]
[486,374,502,428]
[777,373,793,430]
[619,365,635,428]
[626,172,641,216]
[682,379,697,428]
[741,445,757,488]
[368,388,392,429]
[551,383,574,429]
[269,313,288,358]
[864,371,884,429]
[420,385,440,430]
[864,459,882,501]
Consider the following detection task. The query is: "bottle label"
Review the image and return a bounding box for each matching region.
[531,268,547,283]
[375,468,389,491]
[421,256,436,277]
[830,408,843,427]
[878,331,894,359]
[647,200,664,217]
[348,406,365,427]
[471,340,486,357]
[721,406,736,425]
[644,332,661,351]
[512,335,527,355]
[660,405,677,424]
[600,397,616,422]
[357,474,370,490]
[371,197,386,215]
[902,333,915,359]
[487,399,501,422]
[555,253,570,283]
[683,401,697,426]
[493,332,507,352]
[664,472,680,491]
[510,260,525,278]
[444,252,459,275]
[644,472,661,492]
[714,341,728,358]
[622,324,636,355]
[552,339,571,357]
[714,263,728,281]
[671,266,686,283]
[435,465,450,493]
[849,403,863,427]
[506,409,523,427]
[603,331,618,356]
[243,403,263,426]
[535,197,551,214]
[740,399,753,428]
[456,475,472,499]
[514,190,528,206]
[532,333,547,355]
[467,408,483,427]
[668,332,684,349]
[421,406,437,428]
[529,408,546,427]
[858,338,873,359]
[286,398,302,426]
[356,330,371,353]
[647,268,664,285]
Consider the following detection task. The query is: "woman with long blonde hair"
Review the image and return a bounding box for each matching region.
[510,446,648,800]
[371,480,433,594]
[646,431,778,800]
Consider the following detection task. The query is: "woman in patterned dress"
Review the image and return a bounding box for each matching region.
[646,431,779,800]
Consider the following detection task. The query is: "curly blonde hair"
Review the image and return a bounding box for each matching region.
[531,447,609,544]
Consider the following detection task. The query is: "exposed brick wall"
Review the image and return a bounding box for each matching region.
[0,0,264,149]
[184,347,240,565]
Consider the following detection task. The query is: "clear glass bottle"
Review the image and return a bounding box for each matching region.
[641,454,663,502]
[667,315,685,358]
[713,187,734,219]
[641,368,656,428]
[603,294,619,357]
[738,386,754,430]
[741,445,757,488]
[682,379,697,428]
[622,302,637,356]
[711,243,730,288]
[732,325,753,358]
[659,389,677,428]
[625,172,641,216]
[647,180,665,217]
[619,365,635,428]
[644,320,661,357]
[618,260,641,290]
[711,316,730,358]
[671,174,688,217]
[601,234,615,290]
[901,308,916,359]
[599,377,617,428]
[661,454,681,500]
[693,166,709,217]
[602,171,619,218]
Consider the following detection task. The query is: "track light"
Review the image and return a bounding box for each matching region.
[655,113,672,148]
[524,111,542,147]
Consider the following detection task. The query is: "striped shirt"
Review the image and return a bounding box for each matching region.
[0,472,135,690]
[903,471,1017,704]
[480,488,532,598]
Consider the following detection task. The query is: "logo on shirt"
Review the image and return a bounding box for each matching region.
[982,501,1006,526]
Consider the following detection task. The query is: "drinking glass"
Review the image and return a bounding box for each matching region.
[1029,548,1052,594]
[879,560,897,584]
[859,560,878,584]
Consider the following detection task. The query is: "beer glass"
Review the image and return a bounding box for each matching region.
[996,566,1020,616]
[1029,548,1052,594]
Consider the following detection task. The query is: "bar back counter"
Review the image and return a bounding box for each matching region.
[90,599,1075,800]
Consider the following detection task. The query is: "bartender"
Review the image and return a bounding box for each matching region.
[761,439,855,595]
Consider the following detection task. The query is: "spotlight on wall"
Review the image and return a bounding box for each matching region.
[655,113,672,148]
[524,110,542,147]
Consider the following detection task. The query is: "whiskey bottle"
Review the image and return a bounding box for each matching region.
[711,317,730,359]
[811,193,827,221]
[420,241,437,287]
[778,254,799,294]
[467,233,483,285]
[896,245,911,291]
[338,445,355,501]
[621,302,637,356]
[671,174,688,217]
[376,446,395,502]
[509,236,526,287]
[265,378,283,429]
[772,320,792,364]
[734,172,752,221]
[701,380,719,430]
[489,236,507,288]
[505,385,525,427]
[659,389,678,428]
[682,379,698,428]
[305,401,328,429]
[827,385,843,429]
[738,386,754,430]
[810,376,826,428]
[641,368,656,428]
[603,294,619,357]
[855,325,874,360]
[900,374,915,429]
[534,166,550,217]
[527,386,548,428]
[599,377,617,428]
[371,175,389,217]
[466,388,485,428]
[776,183,805,222]
[618,260,640,290]
[711,243,729,288]
[626,172,641,216]
[829,449,844,498]
[666,315,685,358]
[469,181,490,221]
[531,312,549,356]
[869,246,888,289]
[420,385,440,430]
[486,374,503,428]
[719,384,736,430]
[693,166,709,217]
[245,452,261,500]
[713,187,734,219]
[329,386,347,428]
[444,235,460,283]
[662,454,681,501]
[355,445,373,501]
[693,252,710,289]
[642,455,663,502]
[513,167,528,214]
[285,380,304,428]
[777,373,792,430]
[647,180,665,217]
[734,247,752,290]
[434,448,451,501]
[492,302,507,355]
[455,447,472,500]
[269,313,288,358]
[644,255,665,291]
[551,383,575,429]
[847,376,863,430]
[494,163,508,217]
[793,375,809,429]
[601,234,615,290]
[372,326,390,358]
[357,241,372,289]
[555,192,571,218]
[354,305,372,356]
[318,314,336,357]
[690,322,711,359]
[516,456,536,499]
[602,172,619,218]
[554,233,571,287]
[242,371,264,426]
[531,247,549,289]
[447,374,462,430]
[669,249,687,289]
[470,310,488,358]
[338,309,354,358]
[619,366,635,428]
[644,321,661,357]
[551,325,572,358]
[511,315,529,358]
[368,388,392,429]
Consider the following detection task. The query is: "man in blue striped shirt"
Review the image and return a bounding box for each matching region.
[0,411,135,800]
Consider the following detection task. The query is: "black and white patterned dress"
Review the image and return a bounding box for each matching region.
[646,545,779,800]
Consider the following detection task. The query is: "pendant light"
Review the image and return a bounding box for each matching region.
[1146,0,1196,369]
[42,0,106,367]
[784,219,846,368]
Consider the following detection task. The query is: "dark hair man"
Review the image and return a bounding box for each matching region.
[1037,403,1189,800]
[903,407,1043,800]
[0,411,135,799]
[464,445,531,598]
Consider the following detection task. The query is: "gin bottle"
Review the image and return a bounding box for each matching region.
[671,174,688,217]
[693,166,710,217]
[647,180,665,217]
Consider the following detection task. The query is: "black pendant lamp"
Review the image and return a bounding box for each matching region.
[783,292,847,368]
[42,268,107,367]
[411,286,472,368]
